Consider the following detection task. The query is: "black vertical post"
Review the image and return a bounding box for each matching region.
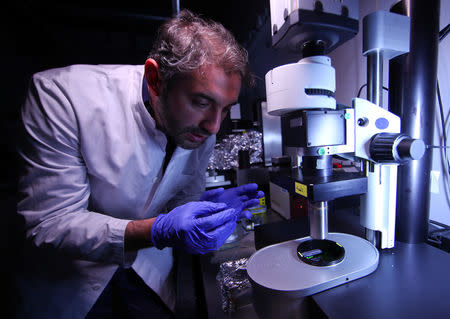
[389,0,440,243]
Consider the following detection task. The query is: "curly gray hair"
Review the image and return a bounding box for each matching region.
[149,9,253,93]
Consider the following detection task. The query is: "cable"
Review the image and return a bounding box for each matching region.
[436,80,450,214]
[437,82,450,171]
[357,84,366,98]
[428,220,450,245]
[424,23,450,242]
[428,227,450,245]
[430,219,450,229]
[431,23,450,227]
[439,23,450,42]
[356,84,389,98]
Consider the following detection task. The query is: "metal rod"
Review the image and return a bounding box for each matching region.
[364,50,384,246]
[309,201,328,240]
[365,229,381,249]
[172,0,180,15]
[367,51,383,106]
[389,0,440,244]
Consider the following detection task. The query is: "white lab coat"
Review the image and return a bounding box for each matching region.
[16,64,215,319]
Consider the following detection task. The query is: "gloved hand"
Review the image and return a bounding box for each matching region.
[200,183,264,220]
[151,201,237,254]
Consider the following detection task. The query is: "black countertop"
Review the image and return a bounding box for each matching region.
[314,241,450,319]
[199,209,450,319]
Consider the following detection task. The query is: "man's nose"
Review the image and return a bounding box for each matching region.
[201,108,222,135]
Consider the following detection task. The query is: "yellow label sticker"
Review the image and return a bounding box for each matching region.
[259,197,266,206]
[295,182,308,197]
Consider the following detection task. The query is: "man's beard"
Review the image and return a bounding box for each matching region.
[158,98,211,150]
[170,126,211,150]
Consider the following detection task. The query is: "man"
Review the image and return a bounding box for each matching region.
[15,9,263,319]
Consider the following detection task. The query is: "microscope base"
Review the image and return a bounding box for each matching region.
[247,233,379,318]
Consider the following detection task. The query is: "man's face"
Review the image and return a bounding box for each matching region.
[153,65,242,149]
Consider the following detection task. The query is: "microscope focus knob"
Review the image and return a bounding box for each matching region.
[369,133,425,163]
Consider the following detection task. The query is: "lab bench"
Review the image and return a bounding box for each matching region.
[198,209,450,319]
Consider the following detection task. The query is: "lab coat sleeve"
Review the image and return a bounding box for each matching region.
[17,73,132,265]
[166,136,215,210]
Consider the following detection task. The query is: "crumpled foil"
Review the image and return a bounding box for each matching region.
[216,257,252,314]
[208,130,263,170]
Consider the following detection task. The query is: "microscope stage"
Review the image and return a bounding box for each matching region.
[269,167,367,201]
[247,233,379,297]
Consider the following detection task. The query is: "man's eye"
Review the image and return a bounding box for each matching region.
[194,100,210,108]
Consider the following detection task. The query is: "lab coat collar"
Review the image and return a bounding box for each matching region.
[137,74,167,151]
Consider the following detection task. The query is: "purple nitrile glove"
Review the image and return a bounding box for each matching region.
[200,183,265,220]
[151,201,237,254]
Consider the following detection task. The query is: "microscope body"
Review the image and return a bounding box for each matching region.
[265,0,424,250]
[246,3,427,318]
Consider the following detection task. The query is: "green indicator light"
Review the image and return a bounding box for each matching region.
[344,112,351,120]
[318,148,326,156]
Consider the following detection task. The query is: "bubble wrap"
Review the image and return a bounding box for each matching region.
[216,257,252,314]
[208,130,263,170]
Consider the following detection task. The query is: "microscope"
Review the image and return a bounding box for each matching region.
[247,1,425,318]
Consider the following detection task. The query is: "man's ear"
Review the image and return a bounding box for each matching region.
[145,58,161,96]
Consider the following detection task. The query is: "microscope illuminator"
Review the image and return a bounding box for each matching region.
[266,56,336,115]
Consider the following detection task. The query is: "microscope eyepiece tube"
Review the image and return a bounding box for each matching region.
[309,201,329,240]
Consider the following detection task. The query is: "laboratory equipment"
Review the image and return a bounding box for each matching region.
[246,1,426,318]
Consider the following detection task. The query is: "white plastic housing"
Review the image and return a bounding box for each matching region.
[352,98,401,249]
[361,163,398,249]
[265,56,336,115]
[353,98,401,161]
[363,10,410,60]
